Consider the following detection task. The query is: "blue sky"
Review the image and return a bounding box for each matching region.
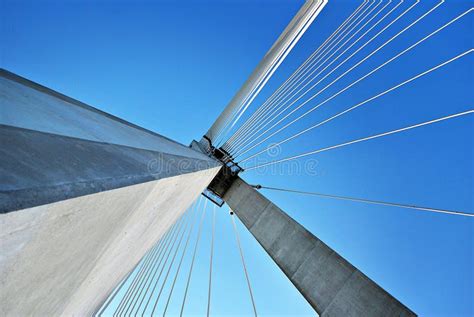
[1,0,472,316]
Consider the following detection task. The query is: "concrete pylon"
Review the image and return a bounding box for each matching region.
[224,177,416,316]
[0,70,221,316]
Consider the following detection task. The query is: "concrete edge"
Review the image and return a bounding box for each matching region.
[0,68,201,155]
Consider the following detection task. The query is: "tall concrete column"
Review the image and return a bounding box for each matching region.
[0,69,221,316]
[224,177,416,317]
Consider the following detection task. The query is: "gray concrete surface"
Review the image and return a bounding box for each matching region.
[224,178,416,317]
[0,124,218,213]
[0,69,220,213]
[0,69,222,315]
[0,167,220,316]
[0,69,211,161]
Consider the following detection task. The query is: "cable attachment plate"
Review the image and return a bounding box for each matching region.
[197,136,243,207]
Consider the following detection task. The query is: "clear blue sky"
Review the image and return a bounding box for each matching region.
[1,0,472,316]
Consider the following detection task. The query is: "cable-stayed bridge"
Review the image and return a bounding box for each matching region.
[1,0,472,316]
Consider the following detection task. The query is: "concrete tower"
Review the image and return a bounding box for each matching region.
[0,1,417,315]
[0,69,221,315]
